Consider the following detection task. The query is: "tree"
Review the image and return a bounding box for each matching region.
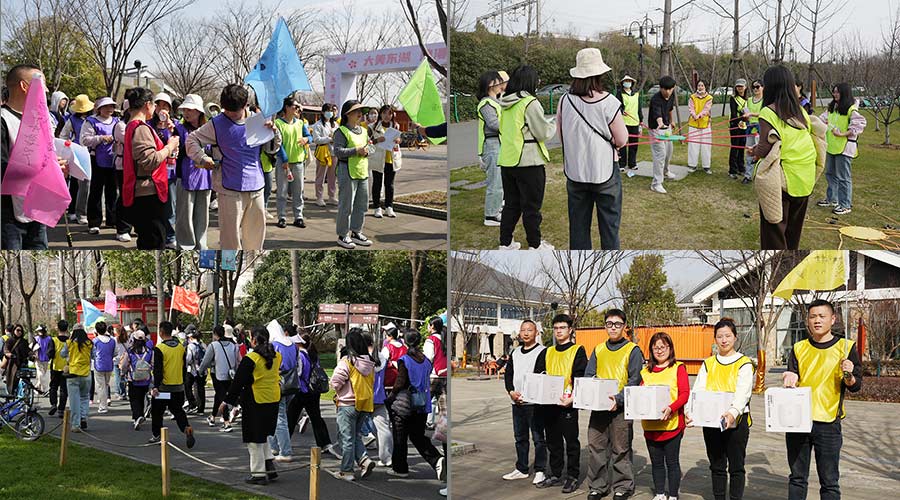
[291,250,301,327]
[15,253,40,334]
[618,254,682,339]
[541,251,627,327]
[449,251,491,364]
[409,251,426,321]
[862,299,900,375]
[151,19,222,97]
[401,0,448,77]
[797,0,842,92]
[750,0,802,63]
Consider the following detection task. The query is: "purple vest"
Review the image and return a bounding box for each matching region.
[374,366,386,405]
[150,118,182,180]
[179,124,211,190]
[36,335,53,362]
[92,336,117,372]
[86,116,118,168]
[401,354,433,413]
[298,351,312,394]
[69,115,86,144]
[128,349,153,386]
[211,113,264,192]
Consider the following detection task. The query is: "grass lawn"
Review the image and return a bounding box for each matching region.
[450,124,900,249]
[0,432,272,500]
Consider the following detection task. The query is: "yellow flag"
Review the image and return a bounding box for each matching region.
[773,250,847,300]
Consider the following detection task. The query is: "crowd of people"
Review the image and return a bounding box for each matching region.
[500,302,862,500]
[0,63,431,251]
[0,314,450,495]
[474,48,868,251]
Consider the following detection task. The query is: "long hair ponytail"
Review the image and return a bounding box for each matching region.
[251,326,276,369]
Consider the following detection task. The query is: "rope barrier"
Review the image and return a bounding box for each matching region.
[79,428,162,448]
[166,441,232,470]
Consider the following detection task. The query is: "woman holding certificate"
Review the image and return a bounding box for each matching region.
[689,318,754,500]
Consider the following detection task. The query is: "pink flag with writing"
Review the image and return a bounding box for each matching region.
[0,74,71,227]
[104,290,118,316]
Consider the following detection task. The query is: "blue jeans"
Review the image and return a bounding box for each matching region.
[361,413,375,436]
[566,172,622,250]
[262,169,273,211]
[276,162,305,220]
[113,365,125,397]
[512,404,547,474]
[1,218,48,250]
[824,153,853,209]
[268,394,294,456]
[744,126,759,179]
[786,420,843,500]
[66,375,91,426]
[481,137,502,218]
[336,405,370,472]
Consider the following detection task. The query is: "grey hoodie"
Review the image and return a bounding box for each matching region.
[198,339,239,381]
[498,92,557,167]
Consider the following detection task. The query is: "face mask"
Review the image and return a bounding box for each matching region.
[623,82,632,89]
[324,111,334,119]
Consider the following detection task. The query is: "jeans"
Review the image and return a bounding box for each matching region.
[481,138,503,218]
[276,161,305,220]
[704,414,750,500]
[744,126,759,179]
[1,217,48,250]
[499,166,545,248]
[268,394,295,457]
[646,432,683,496]
[825,153,853,209]
[512,404,546,474]
[87,164,117,228]
[66,375,91,427]
[650,128,674,189]
[541,405,580,480]
[566,172,622,250]
[336,405,369,472]
[786,420,842,500]
[587,410,634,494]
[335,163,368,238]
[371,164,395,209]
[112,365,124,397]
[263,169,273,211]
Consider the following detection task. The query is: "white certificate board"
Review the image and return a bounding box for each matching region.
[572,377,619,411]
[522,373,565,405]
[689,390,734,428]
[624,385,671,421]
[377,127,402,151]
[765,387,812,433]
[245,112,275,147]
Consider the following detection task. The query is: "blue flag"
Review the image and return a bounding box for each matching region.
[245,18,312,118]
[81,299,103,328]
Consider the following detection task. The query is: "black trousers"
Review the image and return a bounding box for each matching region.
[128,382,149,420]
[87,163,118,228]
[729,134,747,175]
[760,192,809,250]
[646,432,683,496]
[129,195,167,249]
[391,411,442,474]
[151,390,189,438]
[49,369,68,411]
[184,372,206,413]
[704,416,750,500]
[114,171,133,234]
[371,163,395,208]
[786,420,843,500]
[287,391,332,448]
[210,376,231,421]
[541,405,580,480]
[620,125,640,168]
[499,166,545,248]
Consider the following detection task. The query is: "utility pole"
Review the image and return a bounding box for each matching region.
[155,251,164,330]
[476,0,541,37]
[661,0,673,77]
[291,250,301,327]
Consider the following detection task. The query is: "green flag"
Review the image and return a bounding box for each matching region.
[397,58,445,144]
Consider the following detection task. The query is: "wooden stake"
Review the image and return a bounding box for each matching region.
[161,427,170,496]
[59,409,70,467]
[309,446,321,500]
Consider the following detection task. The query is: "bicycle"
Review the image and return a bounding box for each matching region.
[0,368,45,440]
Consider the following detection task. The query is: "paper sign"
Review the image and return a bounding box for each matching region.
[245,112,274,147]
[377,127,402,151]
[688,390,735,428]
[624,385,672,420]
[573,377,619,411]
[765,387,812,433]
[154,392,172,400]
[54,138,92,181]
[521,373,565,405]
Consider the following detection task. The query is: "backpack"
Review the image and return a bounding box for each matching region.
[409,385,428,413]
[193,342,206,370]
[132,351,152,382]
[309,361,330,394]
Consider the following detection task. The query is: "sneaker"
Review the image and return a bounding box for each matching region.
[77,216,88,225]
[323,443,343,460]
[359,457,376,478]
[532,471,546,485]
[729,173,738,179]
[185,407,197,415]
[80,420,87,430]
[266,211,275,220]
[439,487,447,496]
[351,232,372,246]
[503,469,528,481]
[704,168,712,175]
[207,415,217,427]
[742,177,751,184]
[376,460,392,467]
[133,418,141,431]
[817,199,837,207]
[536,476,561,488]
[562,477,578,494]
[148,435,161,444]
[332,470,356,481]
[588,492,605,500]
[436,457,446,481]
[668,497,678,500]
[666,172,677,180]
[316,198,326,207]
[210,199,218,210]
[116,233,131,242]
[833,206,852,215]
[374,207,383,218]
[245,475,269,485]
[531,240,554,251]
[650,185,667,194]
[327,198,338,205]
[48,407,57,416]
[498,242,521,250]
[651,495,667,500]
[70,427,81,433]
[298,415,309,434]
[276,218,287,228]
[386,469,409,478]
[385,207,396,218]
[686,166,696,173]
[613,492,633,499]
[220,423,233,433]
[337,236,356,249]
[293,218,306,228]
[67,213,78,222]
[363,433,376,447]
[185,426,195,449]
[619,166,626,172]
[89,227,100,234]
[274,455,293,463]
[483,216,501,227]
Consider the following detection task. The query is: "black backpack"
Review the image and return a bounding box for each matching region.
[309,361,330,394]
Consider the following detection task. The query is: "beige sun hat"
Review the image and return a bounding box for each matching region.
[178,94,205,113]
[70,94,94,114]
[570,48,612,79]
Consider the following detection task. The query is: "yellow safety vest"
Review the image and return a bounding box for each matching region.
[275,117,308,164]
[748,97,764,125]
[827,105,858,158]
[640,361,683,432]
[758,106,816,197]
[52,337,67,371]
[157,340,185,386]
[794,338,854,422]
[477,98,502,155]
[65,340,93,377]
[498,96,550,167]
[545,344,582,393]
[688,94,713,129]
[347,358,374,412]
[247,351,282,404]
[734,95,748,130]
[338,125,369,180]
[703,355,754,426]
[621,91,641,127]
[594,341,639,391]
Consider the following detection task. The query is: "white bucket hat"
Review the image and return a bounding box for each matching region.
[94,97,116,110]
[178,94,204,113]
[570,48,612,79]
[153,92,172,106]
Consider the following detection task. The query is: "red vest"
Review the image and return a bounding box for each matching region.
[430,334,447,377]
[122,120,168,206]
[385,342,408,388]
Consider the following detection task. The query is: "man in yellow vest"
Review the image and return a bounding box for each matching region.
[48,319,70,416]
[616,76,643,171]
[783,299,862,500]
[149,321,196,448]
[533,314,587,493]
[584,309,644,500]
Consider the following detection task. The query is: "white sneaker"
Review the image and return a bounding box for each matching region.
[324,444,343,460]
[77,216,88,224]
[332,470,355,481]
[351,232,372,246]
[439,487,447,496]
[652,495,667,500]
[274,455,293,463]
[531,240,555,251]
[668,497,678,500]
[266,211,274,220]
[207,415,217,427]
[385,207,396,218]
[327,198,338,205]
[337,236,356,249]
[532,471,546,485]
[363,433,376,447]
[210,199,218,210]
[316,198,326,207]
[502,469,529,480]
[89,227,100,234]
[67,213,78,222]
[116,233,131,242]
[498,242,521,250]
[666,171,677,179]
[298,415,309,434]
[376,460,392,467]
[650,185,668,194]
[374,207,383,218]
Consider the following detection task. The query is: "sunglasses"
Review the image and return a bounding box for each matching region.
[752,85,761,89]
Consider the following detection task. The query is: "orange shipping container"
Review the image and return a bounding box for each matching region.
[576,325,716,375]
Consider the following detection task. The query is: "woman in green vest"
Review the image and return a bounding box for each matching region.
[330,328,377,481]
[728,79,750,179]
[477,70,504,226]
[687,80,714,174]
[818,82,867,216]
[221,326,282,485]
[743,80,764,183]
[747,66,817,249]
[497,65,557,250]
[334,100,372,249]
[274,97,310,229]
[616,75,643,171]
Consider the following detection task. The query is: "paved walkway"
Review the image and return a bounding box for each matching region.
[450,373,900,499]
[37,391,444,500]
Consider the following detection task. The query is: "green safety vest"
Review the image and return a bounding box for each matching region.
[622,91,640,127]
[498,96,550,167]
[338,125,369,180]
[759,106,817,197]
[734,95,748,111]
[477,98,502,155]
[748,97,763,125]
[827,105,858,158]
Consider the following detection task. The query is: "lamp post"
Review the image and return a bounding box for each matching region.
[627,15,657,91]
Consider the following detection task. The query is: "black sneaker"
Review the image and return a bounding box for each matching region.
[483,216,501,227]
[265,459,278,481]
[741,177,751,184]
[245,475,269,485]
[351,232,372,246]
[613,491,632,499]
[729,173,738,179]
[293,218,306,228]
[588,491,607,500]
[536,476,561,488]
[185,426,195,449]
[48,407,57,416]
[562,477,578,494]
[148,435,161,444]
[276,218,287,228]
[80,419,87,430]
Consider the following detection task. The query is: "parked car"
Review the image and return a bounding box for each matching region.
[536,84,569,96]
